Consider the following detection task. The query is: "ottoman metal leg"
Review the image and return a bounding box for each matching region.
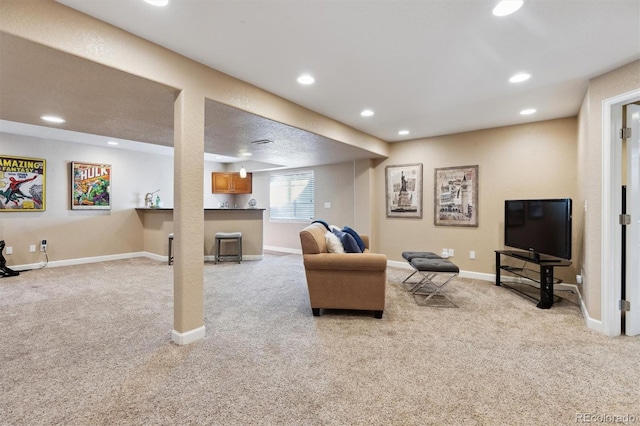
[409,257,460,308]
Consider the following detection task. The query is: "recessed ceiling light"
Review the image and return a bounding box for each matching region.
[398,130,410,135]
[509,73,531,83]
[107,141,119,146]
[144,0,169,6]
[40,115,66,124]
[492,0,524,17]
[297,74,315,85]
[360,109,374,117]
[241,152,252,156]
[520,108,536,115]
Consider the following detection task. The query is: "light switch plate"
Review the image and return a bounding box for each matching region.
[324,202,331,208]
[6,246,12,255]
[29,245,36,252]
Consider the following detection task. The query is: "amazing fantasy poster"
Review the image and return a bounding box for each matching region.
[0,155,46,211]
[71,162,111,210]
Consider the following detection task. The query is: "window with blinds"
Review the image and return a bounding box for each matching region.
[269,171,314,221]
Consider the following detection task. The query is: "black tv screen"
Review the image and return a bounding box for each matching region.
[504,199,572,260]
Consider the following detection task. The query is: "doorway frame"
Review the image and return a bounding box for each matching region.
[602,88,640,336]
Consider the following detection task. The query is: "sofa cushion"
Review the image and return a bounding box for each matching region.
[332,229,362,253]
[311,219,331,231]
[325,231,345,253]
[342,226,366,252]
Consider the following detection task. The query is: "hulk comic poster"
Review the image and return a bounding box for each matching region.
[0,155,46,211]
[71,162,111,210]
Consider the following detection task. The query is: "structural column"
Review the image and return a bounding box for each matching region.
[172,89,205,345]
[354,159,375,249]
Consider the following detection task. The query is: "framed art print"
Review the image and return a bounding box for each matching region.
[385,163,423,218]
[0,155,46,211]
[71,162,111,210]
[434,165,478,227]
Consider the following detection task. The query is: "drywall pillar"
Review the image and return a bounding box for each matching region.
[354,159,376,250]
[172,89,205,345]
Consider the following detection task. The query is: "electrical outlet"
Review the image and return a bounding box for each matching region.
[5,246,12,255]
[41,239,47,252]
[29,245,36,253]
[469,250,476,259]
[448,248,454,257]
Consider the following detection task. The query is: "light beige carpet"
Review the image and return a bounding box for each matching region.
[1,253,638,425]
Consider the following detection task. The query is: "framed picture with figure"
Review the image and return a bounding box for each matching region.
[71,162,111,210]
[434,165,478,227]
[385,163,423,218]
[0,155,46,211]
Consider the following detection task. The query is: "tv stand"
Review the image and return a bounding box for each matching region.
[495,250,571,309]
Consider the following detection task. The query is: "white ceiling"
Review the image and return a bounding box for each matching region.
[2,1,639,169]
[55,0,640,142]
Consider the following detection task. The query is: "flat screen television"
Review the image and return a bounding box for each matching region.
[504,198,572,261]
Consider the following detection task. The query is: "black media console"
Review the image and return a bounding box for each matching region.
[495,250,571,309]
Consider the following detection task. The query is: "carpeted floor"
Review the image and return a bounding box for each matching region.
[1,253,638,425]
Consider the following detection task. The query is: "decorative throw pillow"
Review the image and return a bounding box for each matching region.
[312,219,331,231]
[342,226,366,252]
[325,231,345,253]
[332,229,362,253]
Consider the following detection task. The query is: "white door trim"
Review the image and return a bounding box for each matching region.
[602,88,640,336]
[625,103,640,336]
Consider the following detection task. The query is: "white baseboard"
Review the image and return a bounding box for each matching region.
[8,251,264,271]
[203,254,263,262]
[171,325,206,345]
[386,259,495,282]
[10,251,148,271]
[144,252,167,263]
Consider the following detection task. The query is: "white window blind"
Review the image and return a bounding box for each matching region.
[269,171,314,220]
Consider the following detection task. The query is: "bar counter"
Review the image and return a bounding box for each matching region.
[135,208,265,261]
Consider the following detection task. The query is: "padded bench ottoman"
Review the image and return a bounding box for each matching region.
[401,251,442,287]
[409,257,460,308]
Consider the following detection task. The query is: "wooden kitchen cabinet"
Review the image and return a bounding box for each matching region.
[212,172,252,194]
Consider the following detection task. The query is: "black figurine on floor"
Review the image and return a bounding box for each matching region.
[0,240,20,277]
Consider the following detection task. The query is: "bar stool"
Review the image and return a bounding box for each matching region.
[215,232,242,264]
[168,233,174,265]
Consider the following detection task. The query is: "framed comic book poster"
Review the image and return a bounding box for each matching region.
[0,155,46,211]
[71,162,111,210]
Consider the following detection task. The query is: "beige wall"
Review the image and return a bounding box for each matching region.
[0,132,174,266]
[0,115,590,287]
[578,60,640,320]
[376,118,579,282]
[257,117,581,285]
[259,161,362,251]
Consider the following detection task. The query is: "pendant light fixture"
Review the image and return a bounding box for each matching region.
[239,166,247,178]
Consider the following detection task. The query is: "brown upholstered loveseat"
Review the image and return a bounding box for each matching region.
[299,222,387,318]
